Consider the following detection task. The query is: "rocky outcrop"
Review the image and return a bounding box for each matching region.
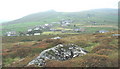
[27,44,88,66]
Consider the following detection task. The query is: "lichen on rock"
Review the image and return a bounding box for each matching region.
[27,44,88,66]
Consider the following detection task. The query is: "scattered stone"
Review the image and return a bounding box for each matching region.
[27,44,88,66]
[51,36,61,39]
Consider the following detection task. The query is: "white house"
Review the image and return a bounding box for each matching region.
[34,33,41,35]
[28,29,32,32]
[74,28,85,32]
[6,31,17,36]
[34,27,40,30]
[97,30,109,33]
[45,24,49,26]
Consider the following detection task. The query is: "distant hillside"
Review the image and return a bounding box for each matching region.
[3,10,61,25]
[1,8,118,35]
[3,8,118,25]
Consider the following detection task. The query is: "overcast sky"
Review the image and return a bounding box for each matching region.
[0,0,119,21]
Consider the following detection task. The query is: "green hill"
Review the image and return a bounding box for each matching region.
[1,8,118,35]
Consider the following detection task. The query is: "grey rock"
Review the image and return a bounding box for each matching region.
[27,44,88,66]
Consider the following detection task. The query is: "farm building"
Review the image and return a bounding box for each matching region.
[96,30,109,33]
[26,28,42,36]
[74,28,85,32]
[6,31,17,36]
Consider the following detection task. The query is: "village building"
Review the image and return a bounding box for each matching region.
[96,30,109,33]
[26,31,33,36]
[60,19,73,24]
[74,28,85,32]
[27,29,32,32]
[34,27,40,30]
[49,28,62,32]
[49,29,56,31]
[44,24,49,26]
[6,31,17,36]
[61,23,71,26]
[26,27,42,36]
[34,33,41,35]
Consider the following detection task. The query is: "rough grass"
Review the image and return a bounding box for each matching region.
[45,31,118,67]
[2,31,119,67]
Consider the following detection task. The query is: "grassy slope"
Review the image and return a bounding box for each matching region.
[2,31,118,67]
[1,9,118,35]
[45,31,118,67]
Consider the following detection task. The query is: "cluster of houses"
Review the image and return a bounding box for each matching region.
[60,19,73,26]
[25,24,53,36]
[5,19,75,36]
[5,19,110,36]
[5,29,109,37]
[5,23,53,36]
[87,20,106,25]
[60,19,73,24]
[6,31,17,36]
[73,28,85,32]
[96,30,109,33]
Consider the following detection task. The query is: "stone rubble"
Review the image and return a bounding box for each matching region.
[27,44,88,66]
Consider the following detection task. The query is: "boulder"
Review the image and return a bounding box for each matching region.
[27,44,88,66]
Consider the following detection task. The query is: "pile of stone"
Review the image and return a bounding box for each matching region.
[27,44,88,66]
[51,36,61,39]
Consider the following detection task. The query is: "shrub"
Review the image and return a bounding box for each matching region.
[43,39,64,44]
[108,51,118,67]
[100,38,113,44]
[92,44,118,53]
[3,58,14,66]
[79,54,112,67]
[76,42,90,48]
[31,48,43,54]
[44,39,65,47]
[45,54,114,67]
[9,55,39,67]
[51,39,65,45]
[45,60,73,67]
[45,60,63,67]
[96,49,113,55]
[43,39,55,43]
[21,39,33,42]
[13,48,32,58]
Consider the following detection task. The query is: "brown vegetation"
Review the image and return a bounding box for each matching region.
[2,31,119,67]
[96,49,113,55]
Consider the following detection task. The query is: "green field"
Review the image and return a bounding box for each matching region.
[1,9,118,36]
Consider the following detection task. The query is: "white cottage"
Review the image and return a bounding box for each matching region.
[28,29,32,32]
[6,31,17,36]
[34,33,41,35]
[34,27,40,30]
[97,30,109,33]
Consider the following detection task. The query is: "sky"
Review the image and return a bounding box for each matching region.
[0,0,119,22]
